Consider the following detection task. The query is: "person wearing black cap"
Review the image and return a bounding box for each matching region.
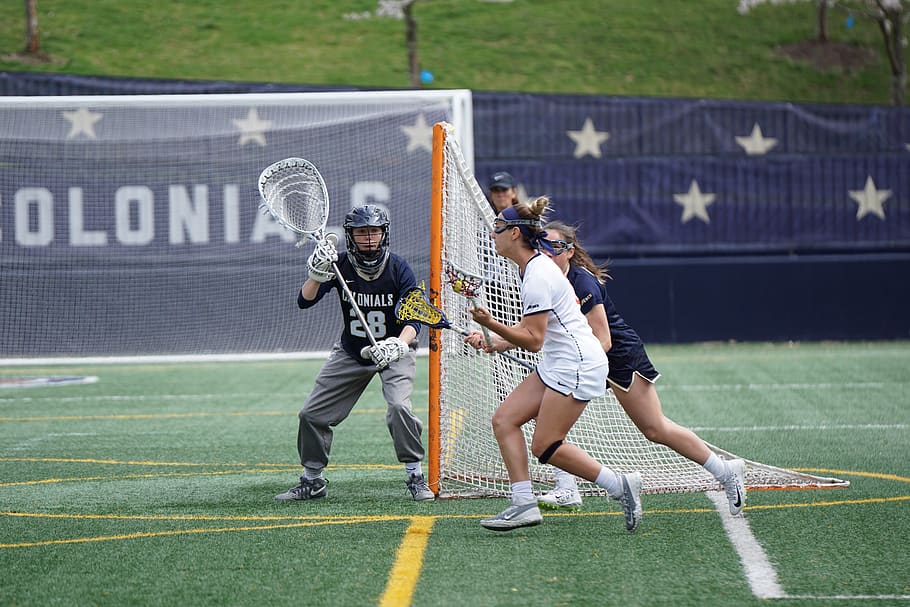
[487,171,520,213]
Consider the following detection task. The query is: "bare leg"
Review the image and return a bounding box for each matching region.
[490,372,548,483]
[615,374,711,465]
[531,388,606,483]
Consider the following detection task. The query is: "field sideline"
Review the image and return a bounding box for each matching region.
[1,341,908,606]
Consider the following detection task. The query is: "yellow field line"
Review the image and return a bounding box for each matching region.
[0,516,411,549]
[378,516,436,607]
[2,511,419,523]
[0,462,400,488]
[0,456,284,467]
[0,469,297,487]
[3,493,909,548]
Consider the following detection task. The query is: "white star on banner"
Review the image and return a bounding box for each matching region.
[848,176,890,220]
[567,117,609,159]
[401,113,433,153]
[735,123,777,155]
[673,180,716,224]
[62,107,103,139]
[233,108,272,147]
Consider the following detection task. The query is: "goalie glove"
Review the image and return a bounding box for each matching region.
[362,336,409,370]
[307,236,338,283]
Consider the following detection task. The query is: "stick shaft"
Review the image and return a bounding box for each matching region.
[468,298,493,347]
[309,231,379,350]
[445,324,534,371]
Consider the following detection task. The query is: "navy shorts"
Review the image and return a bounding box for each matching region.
[607,343,660,392]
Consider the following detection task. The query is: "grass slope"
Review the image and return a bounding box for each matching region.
[0,0,899,105]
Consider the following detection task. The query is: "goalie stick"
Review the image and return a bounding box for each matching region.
[394,286,534,371]
[257,157,379,352]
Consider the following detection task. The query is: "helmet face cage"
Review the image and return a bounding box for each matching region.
[343,204,391,279]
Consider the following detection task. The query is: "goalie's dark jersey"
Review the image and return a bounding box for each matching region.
[298,251,421,366]
[565,264,642,366]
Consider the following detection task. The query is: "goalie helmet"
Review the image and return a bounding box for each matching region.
[343,204,391,280]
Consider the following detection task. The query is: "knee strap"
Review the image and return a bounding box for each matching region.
[538,439,564,465]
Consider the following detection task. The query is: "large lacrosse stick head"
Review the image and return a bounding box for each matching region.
[444,261,485,299]
[395,287,451,329]
[257,157,329,236]
[343,204,391,279]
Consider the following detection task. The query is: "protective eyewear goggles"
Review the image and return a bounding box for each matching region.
[492,218,540,234]
[545,239,575,255]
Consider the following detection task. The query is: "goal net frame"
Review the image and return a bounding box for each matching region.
[426,121,849,498]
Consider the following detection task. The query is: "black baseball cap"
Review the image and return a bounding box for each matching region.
[488,171,515,190]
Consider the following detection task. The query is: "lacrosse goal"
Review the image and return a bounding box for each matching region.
[427,121,848,498]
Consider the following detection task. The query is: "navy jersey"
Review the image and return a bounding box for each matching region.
[565,265,643,365]
[298,251,421,366]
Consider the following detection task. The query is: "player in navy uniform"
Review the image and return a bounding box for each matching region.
[274,204,434,502]
[533,221,746,515]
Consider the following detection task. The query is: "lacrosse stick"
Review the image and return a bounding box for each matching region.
[394,286,534,371]
[444,260,492,347]
[258,157,379,353]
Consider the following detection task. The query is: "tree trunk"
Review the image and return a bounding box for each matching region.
[24,0,40,54]
[874,4,906,106]
[403,0,420,87]
[889,13,905,106]
[816,0,828,43]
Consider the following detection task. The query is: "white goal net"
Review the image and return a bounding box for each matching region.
[428,122,848,497]
[0,90,471,359]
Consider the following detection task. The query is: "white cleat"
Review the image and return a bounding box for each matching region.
[480,502,543,531]
[723,459,747,516]
[537,487,583,511]
[617,472,643,532]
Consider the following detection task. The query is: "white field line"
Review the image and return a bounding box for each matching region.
[0,349,431,366]
[0,396,896,433]
[662,381,904,391]
[708,492,786,599]
[3,433,97,456]
[691,423,908,432]
[710,493,910,601]
[0,389,430,404]
[782,594,910,601]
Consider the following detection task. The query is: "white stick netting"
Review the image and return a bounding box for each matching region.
[432,123,848,498]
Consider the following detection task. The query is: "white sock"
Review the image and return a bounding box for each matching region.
[511,480,535,505]
[702,452,729,481]
[405,462,422,478]
[554,469,578,490]
[304,468,324,481]
[594,466,623,498]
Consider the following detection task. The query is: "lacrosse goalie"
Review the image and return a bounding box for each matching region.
[274,204,434,502]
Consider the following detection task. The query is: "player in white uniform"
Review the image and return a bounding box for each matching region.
[464,197,643,532]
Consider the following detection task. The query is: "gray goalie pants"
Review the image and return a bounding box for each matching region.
[296,341,425,474]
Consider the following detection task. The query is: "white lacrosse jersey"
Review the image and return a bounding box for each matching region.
[521,254,608,401]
